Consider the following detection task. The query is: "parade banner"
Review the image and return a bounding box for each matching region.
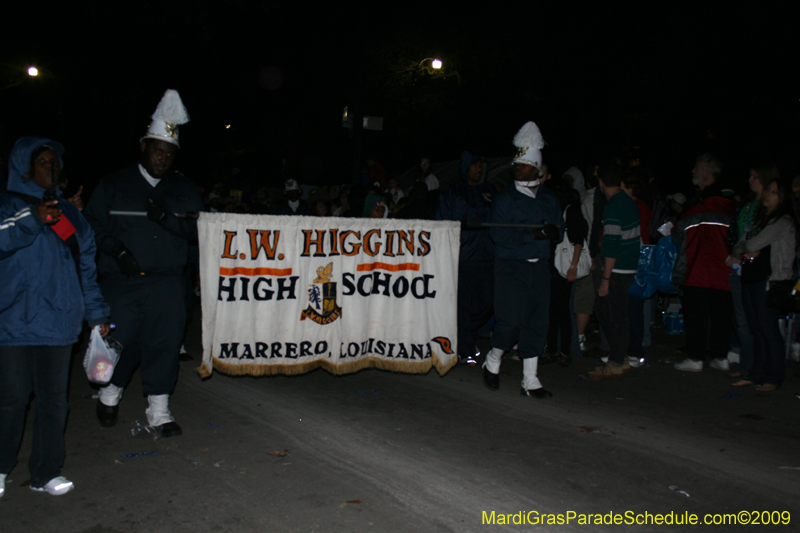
[198,213,460,378]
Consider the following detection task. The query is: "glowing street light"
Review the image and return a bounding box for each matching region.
[431,59,442,70]
[28,66,38,77]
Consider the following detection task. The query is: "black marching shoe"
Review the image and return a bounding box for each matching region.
[156,421,183,438]
[482,366,500,390]
[96,400,118,427]
[539,351,559,365]
[520,387,553,399]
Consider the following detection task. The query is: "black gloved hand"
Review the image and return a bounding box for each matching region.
[113,244,142,276]
[533,224,559,241]
[147,198,168,226]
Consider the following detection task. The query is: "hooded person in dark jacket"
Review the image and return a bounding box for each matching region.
[0,136,110,497]
[436,151,495,363]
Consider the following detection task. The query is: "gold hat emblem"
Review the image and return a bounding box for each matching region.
[165,122,179,139]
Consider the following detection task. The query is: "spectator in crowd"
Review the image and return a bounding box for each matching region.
[726,164,774,379]
[397,181,436,220]
[437,151,495,364]
[416,157,440,191]
[574,167,599,352]
[385,177,405,209]
[365,159,386,190]
[621,170,653,367]
[1,137,110,497]
[672,154,735,372]
[311,199,331,217]
[274,179,311,216]
[542,176,587,367]
[729,176,797,392]
[363,194,388,218]
[333,186,355,217]
[589,164,641,380]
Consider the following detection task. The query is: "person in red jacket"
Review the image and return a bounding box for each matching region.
[672,154,735,372]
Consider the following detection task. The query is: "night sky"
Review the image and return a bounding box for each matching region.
[2,2,798,196]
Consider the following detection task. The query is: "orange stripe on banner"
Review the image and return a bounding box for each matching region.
[219,267,293,276]
[357,262,420,272]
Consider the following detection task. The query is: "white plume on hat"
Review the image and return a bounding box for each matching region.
[141,90,190,147]
[512,121,545,168]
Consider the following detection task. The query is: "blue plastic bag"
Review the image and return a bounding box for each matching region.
[629,245,656,299]
[647,235,679,294]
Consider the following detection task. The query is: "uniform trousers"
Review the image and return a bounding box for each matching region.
[491,258,549,359]
[101,275,185,396]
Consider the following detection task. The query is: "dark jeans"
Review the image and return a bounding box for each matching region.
[729,272,754,374]
[741,281,786,385]
[596,273,635,365]
[628,294,645,360]
[681,286,733,362]
[547,274,572,354]
[457,261,494,357]
[0,345,72,486]
[492,258,550,360]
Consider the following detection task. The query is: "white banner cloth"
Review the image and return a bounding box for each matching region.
[198,213,460,377]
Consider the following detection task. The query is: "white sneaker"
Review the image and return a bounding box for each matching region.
[30,476,74,496]
[600,355,608,363]
[674,358,703,372]
[726,350,740,364]
[1,473,6,498]
[578,334,587,352]
[629,356,644,368]
[709,358,730,371]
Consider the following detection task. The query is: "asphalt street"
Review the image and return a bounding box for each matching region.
[1,309,798,533]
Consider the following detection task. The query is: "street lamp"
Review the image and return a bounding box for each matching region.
[416,57,443,72]
[28,66,38,77]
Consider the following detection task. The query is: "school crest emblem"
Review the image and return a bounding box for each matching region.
[300,262,342,325]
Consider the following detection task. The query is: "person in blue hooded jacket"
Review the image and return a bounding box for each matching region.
[436,151,495,364]
[0,136,110,498]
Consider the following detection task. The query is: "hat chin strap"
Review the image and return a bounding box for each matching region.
[516,179,540,187]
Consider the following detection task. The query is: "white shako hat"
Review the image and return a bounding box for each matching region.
[512,121,545,169]
[140,89,190,148]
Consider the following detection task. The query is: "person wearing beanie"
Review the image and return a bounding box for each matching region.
[84,90,203,438]
[482,122,563,399]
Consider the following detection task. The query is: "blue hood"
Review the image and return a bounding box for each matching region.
[6,136,65,198]
[459,151,486,185]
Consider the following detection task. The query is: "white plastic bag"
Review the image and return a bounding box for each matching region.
[554,207,591,280]
[83,326,123,384]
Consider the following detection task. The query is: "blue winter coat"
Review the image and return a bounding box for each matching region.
[0,136,109,346]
